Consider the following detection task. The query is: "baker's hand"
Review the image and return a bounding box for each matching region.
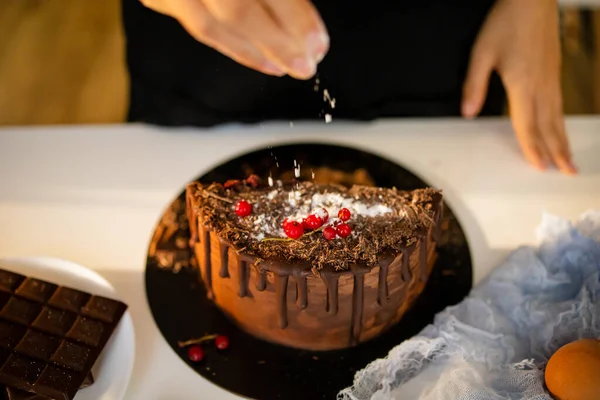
[139,0,328,79]
[462,0,576,175]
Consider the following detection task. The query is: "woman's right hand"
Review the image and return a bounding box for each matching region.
[139,0,329,79]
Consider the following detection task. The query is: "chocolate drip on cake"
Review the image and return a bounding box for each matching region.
[256,268,267,291]
[400,247,413,284]
[433,204,444,242]
[293,270,309,310]
[274,275,289,329]
[219,241,230,278]
[200,226,213,299]
[186,190,198,247]
[419,231,428,282]
[349,265,369,346]
[320,271,340,316]
[237,256,252,298]
[377,259,392,306]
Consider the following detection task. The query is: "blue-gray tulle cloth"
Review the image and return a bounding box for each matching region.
[339,211,600,400]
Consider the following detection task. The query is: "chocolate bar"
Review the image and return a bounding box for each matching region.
[0,269,127,400]
[1,374,93,400]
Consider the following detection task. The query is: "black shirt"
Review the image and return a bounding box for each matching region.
[122,0,505,126]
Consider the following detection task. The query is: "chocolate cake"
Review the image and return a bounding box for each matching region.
[186,177,443,351]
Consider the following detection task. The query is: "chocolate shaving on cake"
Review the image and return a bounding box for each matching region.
[188,179,442,271]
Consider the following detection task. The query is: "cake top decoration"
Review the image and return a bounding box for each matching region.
[188,178,442,271]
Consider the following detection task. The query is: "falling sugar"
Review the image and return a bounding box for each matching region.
[323,89,336,109]
[325,114,332,123]
[268,174,274,187]
[293,160,301,178]
[289,121,294,128]
[270,150,279,168]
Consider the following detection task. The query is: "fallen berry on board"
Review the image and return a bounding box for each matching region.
[215,335,229,350]
[188,345,205,362]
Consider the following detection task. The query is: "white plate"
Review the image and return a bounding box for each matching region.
[0,257,135,400]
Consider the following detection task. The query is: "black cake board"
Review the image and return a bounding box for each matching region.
[145,143,472,400]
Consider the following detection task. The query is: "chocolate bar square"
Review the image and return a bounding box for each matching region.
[33,366,83,400]
[47,288,90,314]
[31,307,77,337]
[50,341,91,372]
[0,349,9,366]
[0,272,25,293]
[15,280,57,303]
[81,296,123,323]
[4,386,43,399]
[66,318,105,347]
[0,355,45,387]
[14,331,60,362]
[0,299,41,326]
[0,322,26,351]
[0,292,10,309]
[1,371,94,399]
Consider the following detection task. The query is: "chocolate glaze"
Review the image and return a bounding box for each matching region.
[187,185,444,350]
[419,231,428,282]
[321,271,340,316]
[292,270,309,310]
[400,246,414,284]
[274,275,289,329]
[256,267,267,292]
[377,259,391,306]
[349,265,369,346]
[186,190,199,247]
[219,240,230,278]
[238,258,250,298]
[200,227,213,299]
[193,224,441,349]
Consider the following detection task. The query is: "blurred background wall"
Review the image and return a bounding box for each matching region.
[0,0,599,126]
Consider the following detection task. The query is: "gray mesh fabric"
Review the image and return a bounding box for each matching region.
[339,211,600,400]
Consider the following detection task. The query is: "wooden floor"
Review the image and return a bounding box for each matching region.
[0,1,598,126]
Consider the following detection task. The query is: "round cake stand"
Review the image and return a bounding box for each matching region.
[145,143,472,400]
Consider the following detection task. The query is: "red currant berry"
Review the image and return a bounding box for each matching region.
[338,208,351,222]
[187,345,204,362]
[315,208,329,223]
[282,217,292,228]
[303,214,323,230]
[335,223,352,238]
[235,200,252,217]
[301,218,311,230]
[215,335,229,350]
[323,226,337,240]
[284,221,304,239]
[246,174,260,188]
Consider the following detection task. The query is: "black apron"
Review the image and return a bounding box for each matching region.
[122,0,505,126]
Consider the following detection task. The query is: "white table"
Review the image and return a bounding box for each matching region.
[0,117,599,399]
